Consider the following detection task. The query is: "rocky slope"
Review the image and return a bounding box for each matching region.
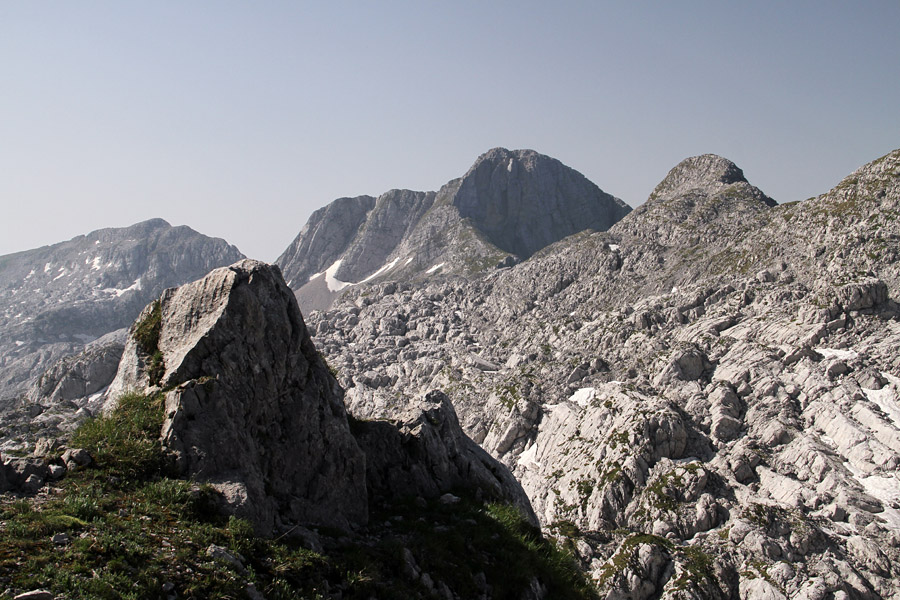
[277,148,631,311]
[0,259,578,599]
[7,147,900,598]
[303,148,900,598]
[0,218,244,450]
[100,259,533,532]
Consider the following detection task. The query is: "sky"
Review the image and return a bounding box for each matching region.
[1,2,898,262]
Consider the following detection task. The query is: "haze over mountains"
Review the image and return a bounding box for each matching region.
[2,146,900,598]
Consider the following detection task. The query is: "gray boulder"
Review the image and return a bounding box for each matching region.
[353,390,537,525]
[107,259,368,534]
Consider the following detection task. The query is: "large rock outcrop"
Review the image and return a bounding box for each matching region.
[0,218,244,412]
[352,390,538,524]
[107,259,368,534]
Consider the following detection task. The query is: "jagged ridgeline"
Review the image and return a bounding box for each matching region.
[306,148,900,599]
[3,146,900,599]
[276,147,631,312]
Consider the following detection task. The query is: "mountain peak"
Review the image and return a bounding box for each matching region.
[453,148,631,258]
[650,154,751,201]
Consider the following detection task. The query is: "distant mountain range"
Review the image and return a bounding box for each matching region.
[2,145,900,598]
[276,147,631,311]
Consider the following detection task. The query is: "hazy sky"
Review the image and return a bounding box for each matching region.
[2,2,898,261]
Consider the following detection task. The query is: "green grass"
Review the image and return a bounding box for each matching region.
[69,391,166,480]
[1,391,597,599]
[133,300,164,386]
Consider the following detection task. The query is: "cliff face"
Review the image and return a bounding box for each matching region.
[106,259,368,534]
[276,148,631,311]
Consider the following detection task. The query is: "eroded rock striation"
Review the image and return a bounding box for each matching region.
[306,148,900,598]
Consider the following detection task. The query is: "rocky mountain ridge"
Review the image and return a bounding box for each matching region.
[3,147,900,599]
[303,148,900,598]
[277,148,630,311]
[0,218,244,447]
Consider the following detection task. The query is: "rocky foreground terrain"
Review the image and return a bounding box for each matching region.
[1,146,899,598]
[306,149,900,598]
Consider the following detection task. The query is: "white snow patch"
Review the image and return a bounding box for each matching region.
[25,269,35,280]
[517,443,541,470]
[816,347,859,360]
[43,262,52,273]
[52,269,67,281]
[94,240,100,245]
[507,158,514,172]
[324,260,353,292]
[846,463,900,529]
[91,256,102,271]
[14,340,24,347]
[570,387,596,408]
[103,278,142,297]
[404,257,413,265]
[308,272,323,281]
[426,262,445,274]
[864,374,900,429]
[671,287,679,294]
[608,244,620,251]
[359,257,401,284]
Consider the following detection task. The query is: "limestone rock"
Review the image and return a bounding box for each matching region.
[107,259,368,534]
[353,390,537,525]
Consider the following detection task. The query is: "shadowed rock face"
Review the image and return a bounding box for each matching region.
[107,259,368,534]
[452,148,632,258]
[353,390,538,526]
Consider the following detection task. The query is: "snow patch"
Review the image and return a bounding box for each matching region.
[324,260,353,292]
[846,463,900,529]
[404,257,413,265]
[517,443,541,470]
[816,347,859,360]
[91,256,102,271]
[103,278,142,297]
[94,240,100,245]
[426,262,445,274]
[43,262,52,273]
[608,244,620,251]
[24,269,35,280]
[864,374,900,429]
[14,340,24,347]
[308,272,323,281]
[507,158,514,172]
[569,387,596,408]
[359,257,401,284]
[52,269,67,281]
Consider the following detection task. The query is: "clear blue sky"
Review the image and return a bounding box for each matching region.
[2,2,898,261]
